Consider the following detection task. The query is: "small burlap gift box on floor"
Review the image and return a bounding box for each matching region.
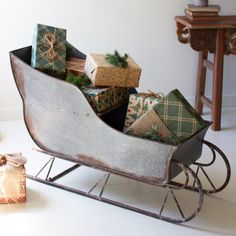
[84,53,141,87]
[153,89,207,142]
[123,92,163,131]
[0,153,27,204]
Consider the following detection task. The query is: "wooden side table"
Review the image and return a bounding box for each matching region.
[175,16,236,131]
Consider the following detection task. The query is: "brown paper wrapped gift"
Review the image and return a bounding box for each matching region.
[66,57,86,76]
[0,153,27,204]
[125,109,178,144]
[84,53,141,87]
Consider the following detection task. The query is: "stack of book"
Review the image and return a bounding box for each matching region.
[185,4,221,20]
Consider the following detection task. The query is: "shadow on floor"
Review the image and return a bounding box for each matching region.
[0,188,48,215]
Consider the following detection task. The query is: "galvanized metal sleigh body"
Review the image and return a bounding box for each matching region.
[10,45,231,224]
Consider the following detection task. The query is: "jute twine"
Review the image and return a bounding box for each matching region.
[139,90,164,114]
[39,33,58,61]
[0,155,7,167]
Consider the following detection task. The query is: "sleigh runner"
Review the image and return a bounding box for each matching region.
[10,45,231,223]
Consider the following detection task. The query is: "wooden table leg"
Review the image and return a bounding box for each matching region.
[195,50,208,115]
[212,29,224,131]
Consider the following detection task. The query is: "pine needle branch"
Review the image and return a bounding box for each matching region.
[105,50,129,68]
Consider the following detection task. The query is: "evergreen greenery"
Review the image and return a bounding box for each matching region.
[105,50,129,68]
[66,73,91,88]
[144,125,180,145]
[168,134,180,145]
[144,125,162,141]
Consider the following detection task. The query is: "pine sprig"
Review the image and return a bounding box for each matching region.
[105,50,129,68]
[66,73,91,88]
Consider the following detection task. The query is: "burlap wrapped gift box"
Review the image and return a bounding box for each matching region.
[0,153,27,204]
[84,53,141,87]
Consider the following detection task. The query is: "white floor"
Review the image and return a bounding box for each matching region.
[0,108,236,236]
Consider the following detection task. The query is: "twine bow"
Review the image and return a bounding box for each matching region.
[146,90,164,99]
[0,153,27,168]
[140,90,164,114]
[40,33,58,61]
[0,156,7,167]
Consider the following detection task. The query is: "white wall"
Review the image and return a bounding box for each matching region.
[1,0,236,120]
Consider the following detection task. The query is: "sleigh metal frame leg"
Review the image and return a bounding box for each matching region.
[27,150,206,224]
[26,138,231,224]
[193,140,231,194]
[170,140,231,194]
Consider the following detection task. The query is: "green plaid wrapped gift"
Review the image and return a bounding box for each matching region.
[125,109,179,144]
[123,92,163,131]
[81,86,129,113]
[153,89,207,142]
[31,24,66,78]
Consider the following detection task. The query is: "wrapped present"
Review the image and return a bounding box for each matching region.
[0,153,27,204]
[66,73,91,88]
[153,89,207,142]
[123,92,163,131]
[125,109,179,144]
[66,57,86,76]
[31,24,66,78]
[81,86,129,113]
[84,53,141,87]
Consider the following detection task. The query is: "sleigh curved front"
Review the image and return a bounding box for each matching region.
[10,46,210,186]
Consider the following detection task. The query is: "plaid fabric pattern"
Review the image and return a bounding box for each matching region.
[81,86,129,113]
[154,89,206,141]
[31,24,66,77]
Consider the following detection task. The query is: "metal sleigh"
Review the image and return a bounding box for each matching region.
[10,45,231,224]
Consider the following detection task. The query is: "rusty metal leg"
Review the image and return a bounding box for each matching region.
[159,189,170,216]
[171,140,231,194]
[99,173,110,197]
[170,189,185,219]
[30,156,80,182]
[88,172,108,194]
[195,140,231,194]
[35,157,54,178]
[48,164,81,182]
[45,157,55,181]
[26,154,204,224]
[165,160,204,223]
